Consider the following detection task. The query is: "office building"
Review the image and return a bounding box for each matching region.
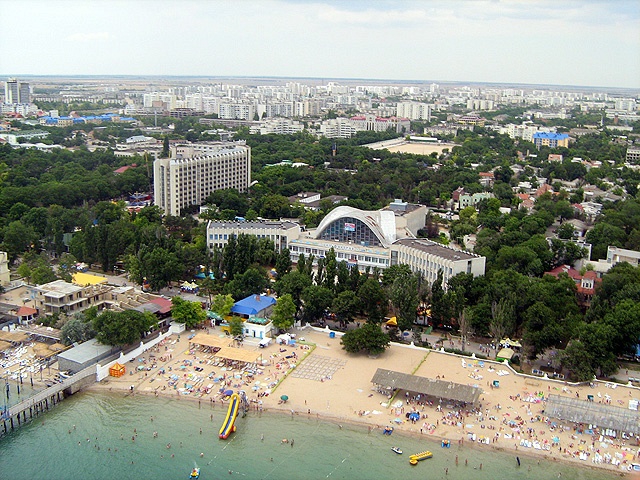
[154,142,251,216]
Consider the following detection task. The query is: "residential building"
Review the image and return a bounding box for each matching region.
[544,265,600,308]
[626,147,640,164]
[249,118,304,135]
[396,102,431,121]
[154,142,251,216]
[288,192,321,205]
[606,246,640,267]
[458,192,494,210]
[349,114,410,134]
[532,132,570,149]
[319,118,357,138]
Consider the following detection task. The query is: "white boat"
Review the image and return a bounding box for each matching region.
[391,446,403,454]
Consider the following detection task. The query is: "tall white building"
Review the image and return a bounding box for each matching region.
[4,78,30,104]
[154,143,251,216]
[396,102,431,121]
[218,102,256,120]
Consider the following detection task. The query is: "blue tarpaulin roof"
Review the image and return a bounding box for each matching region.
[231,295,276,316]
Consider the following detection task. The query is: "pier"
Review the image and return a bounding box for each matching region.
[1,366,96,436]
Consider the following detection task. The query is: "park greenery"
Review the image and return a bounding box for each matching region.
[1,125,639,379]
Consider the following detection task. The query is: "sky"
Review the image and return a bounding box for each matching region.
[1,0,639,89]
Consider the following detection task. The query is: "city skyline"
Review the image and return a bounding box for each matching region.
[0,0,639,89]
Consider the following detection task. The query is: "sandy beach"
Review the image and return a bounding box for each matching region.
[90,327,640,476]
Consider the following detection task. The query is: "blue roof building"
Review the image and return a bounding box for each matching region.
[532,132,570,149]
[231,294,276,317]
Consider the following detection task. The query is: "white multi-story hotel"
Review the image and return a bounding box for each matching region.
[154,142,251,216]
[396,102,431,121]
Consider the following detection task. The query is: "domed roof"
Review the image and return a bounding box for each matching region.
[313,206,396,247]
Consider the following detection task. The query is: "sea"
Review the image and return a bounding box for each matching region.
[0,390,616,480]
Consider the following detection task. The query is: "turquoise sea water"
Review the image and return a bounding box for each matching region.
[0,390,615,480]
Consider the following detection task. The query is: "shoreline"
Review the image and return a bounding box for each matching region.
[86,331,630,476]
[88,381,624,477]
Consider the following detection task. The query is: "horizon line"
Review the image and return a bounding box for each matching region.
[1,74,638,92]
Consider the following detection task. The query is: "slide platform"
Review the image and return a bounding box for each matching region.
[219,393,240,439]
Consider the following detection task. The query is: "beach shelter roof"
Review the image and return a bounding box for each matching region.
[371,368,482,404]
[188,332,261,363]
[496,347,515,361]
[231,295,276,316]
[386,317,397,326]
[546,394,640,434]
[0,330,29,343]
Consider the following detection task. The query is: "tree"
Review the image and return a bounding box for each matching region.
[60,312,96,345]
[489,297,515,344]
[275,248,292,277]
[456,307,472,352]
[161,136,170,158]
[341,322,390,356]
[224,267,269,301]
[389,272,419,331]
[171,297,207,328]
[210,294,235,318]
[138,247,182,291]
[228,316,245,338]
[301,285,334,323]
[93,310,156,347]
[274,270,312,315]
[357,278,388,323]
[271,294,296,331]
[331,290,360,327]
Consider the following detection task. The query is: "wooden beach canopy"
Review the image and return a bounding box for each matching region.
[546,394,640,434]
[109,362,126,378]
[371,368,482,404]
[0,330,29,343]
[189,332,261,364]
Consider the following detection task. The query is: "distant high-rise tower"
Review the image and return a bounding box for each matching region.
[4,78,30,104]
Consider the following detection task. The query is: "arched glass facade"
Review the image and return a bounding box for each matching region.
[317,217,383,246]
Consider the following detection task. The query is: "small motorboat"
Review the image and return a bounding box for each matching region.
[190,467,200,479]
[391,446,403,454]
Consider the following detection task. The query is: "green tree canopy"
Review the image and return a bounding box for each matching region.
[171,296,207,328]
[93,309,157,347]
[341,322,390,356]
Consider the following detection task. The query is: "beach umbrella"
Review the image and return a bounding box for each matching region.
[280,395,289,401]
[409,412,420,421]
[224,389,233,396]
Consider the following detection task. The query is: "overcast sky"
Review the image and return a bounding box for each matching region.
[1,0,639,89]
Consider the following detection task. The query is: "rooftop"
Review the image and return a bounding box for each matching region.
[393,238,478,262]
